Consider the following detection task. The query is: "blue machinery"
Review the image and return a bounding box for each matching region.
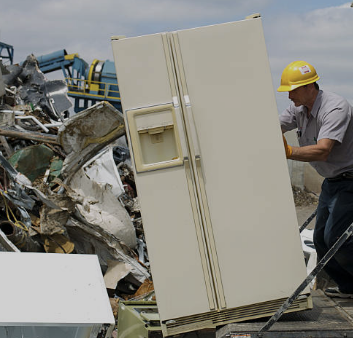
[36,49,121,112]
[0,42,14,65]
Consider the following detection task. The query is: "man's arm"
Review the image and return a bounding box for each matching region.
[288,138,336,162]
[280,106,298,133]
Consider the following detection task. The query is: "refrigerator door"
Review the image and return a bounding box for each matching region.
[172,18,309,307]
[111,34,217,320]
[168,32,227,309]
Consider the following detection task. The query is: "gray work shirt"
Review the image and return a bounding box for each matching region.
[280,90,353,178]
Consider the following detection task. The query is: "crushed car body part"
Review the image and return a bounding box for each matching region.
[3,54,72,120]
[66,217,149,283]
[69,166,137,249]
[82,145,125,198]
[58,101,125,181]
[41,80,72,120]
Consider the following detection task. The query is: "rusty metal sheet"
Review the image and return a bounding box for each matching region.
[58,101,125,154]
[58,101,125,180]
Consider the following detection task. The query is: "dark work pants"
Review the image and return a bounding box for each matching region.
[313,178,353,293]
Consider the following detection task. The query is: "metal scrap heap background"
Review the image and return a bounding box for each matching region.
[0,55,153,306]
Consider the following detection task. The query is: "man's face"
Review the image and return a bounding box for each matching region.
[288,85,309,107]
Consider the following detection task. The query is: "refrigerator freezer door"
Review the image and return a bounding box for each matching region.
[168,32,227,309]
[112,34,216,320]
[173,18,309,307]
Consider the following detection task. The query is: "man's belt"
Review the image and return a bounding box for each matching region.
[327,172,353,181]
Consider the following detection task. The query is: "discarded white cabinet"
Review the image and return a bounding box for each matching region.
[112,17,312,336]
[0,252,114,338]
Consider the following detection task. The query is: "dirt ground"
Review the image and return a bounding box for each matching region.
[293,186,319,229]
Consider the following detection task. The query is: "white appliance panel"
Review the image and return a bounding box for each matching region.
[0,252,114,325]
[174,19,308,306]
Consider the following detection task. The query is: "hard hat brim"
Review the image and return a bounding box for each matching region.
[277,76,320,92]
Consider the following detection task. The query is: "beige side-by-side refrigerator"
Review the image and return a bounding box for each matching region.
[111,17,312,336]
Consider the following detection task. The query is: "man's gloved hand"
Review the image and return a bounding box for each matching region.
[282,135,293,158]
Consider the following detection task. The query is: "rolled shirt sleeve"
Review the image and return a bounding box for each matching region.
[279,105,300,132]
[318,106,351,144]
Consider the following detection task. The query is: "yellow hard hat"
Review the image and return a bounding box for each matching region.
[277,61,320,92]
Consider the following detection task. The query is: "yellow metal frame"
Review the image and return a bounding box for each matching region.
[65,77,120,101]
[88,59,99,89]
[64,53,79,61]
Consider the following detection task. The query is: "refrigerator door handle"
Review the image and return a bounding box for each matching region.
[184,102,201,159]
[183,95,227,309]
[184,158,217,310]
[173,96,189,160]
[195,156,227,309]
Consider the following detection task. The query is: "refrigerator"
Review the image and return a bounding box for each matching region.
[111,17,312,336]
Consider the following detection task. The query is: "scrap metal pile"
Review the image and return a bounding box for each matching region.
[0,55,152,306]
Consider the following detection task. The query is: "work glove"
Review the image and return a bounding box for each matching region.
[282,135,293,158]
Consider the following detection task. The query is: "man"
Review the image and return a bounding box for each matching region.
[279,60,353,298]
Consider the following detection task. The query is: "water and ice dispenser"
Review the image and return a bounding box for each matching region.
[126,104,183,172]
